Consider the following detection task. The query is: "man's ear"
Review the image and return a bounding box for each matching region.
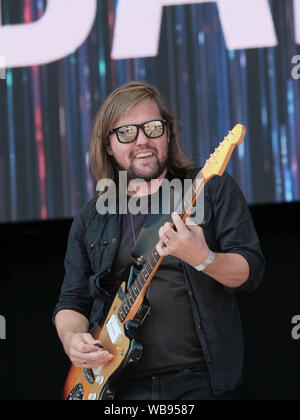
[167,127,171,144]
[106,140,113,156]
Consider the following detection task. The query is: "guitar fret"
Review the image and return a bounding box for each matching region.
[141,269,148,284]
[151,250,159,264]
[134,283,140,295]
[149,253,155,267]
[135,275,144,290]
[143,265,149,278]
[148,255,155,270]
[131,285,139,298]
[118,307,125,321]
[128,292,134,304]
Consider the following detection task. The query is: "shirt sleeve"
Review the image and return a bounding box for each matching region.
[208,172,265,293]
[52,211,94,323]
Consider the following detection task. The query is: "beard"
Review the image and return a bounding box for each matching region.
[112,147,169,182]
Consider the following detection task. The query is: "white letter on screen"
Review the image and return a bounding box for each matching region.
[0,0,97,68]
[217,0,277,50]
[111,0,278,59]
[0,55,6,79]
[294,0,300,45]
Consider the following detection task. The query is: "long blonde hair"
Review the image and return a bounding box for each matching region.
[88,81,192,183]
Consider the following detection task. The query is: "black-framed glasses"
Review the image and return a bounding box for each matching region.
[109,119,167,144]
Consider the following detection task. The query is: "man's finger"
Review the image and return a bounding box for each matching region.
[171,212,187,234]
[185,216,200,229]
[74,334,102,354]
[81,333,103,350]
[72,350,113,368]
[156,241,169,257]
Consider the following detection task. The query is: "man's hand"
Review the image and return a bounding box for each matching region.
[156,212,250,288]
[156,212,210,267]
[64,332,113,369]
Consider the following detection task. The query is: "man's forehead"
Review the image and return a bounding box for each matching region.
[114,99,161,126]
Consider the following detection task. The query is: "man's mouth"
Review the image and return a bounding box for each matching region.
[134,151,155,160]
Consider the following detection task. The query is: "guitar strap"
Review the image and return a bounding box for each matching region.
[130,168,199,268]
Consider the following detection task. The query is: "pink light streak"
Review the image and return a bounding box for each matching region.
[24,0,48,219]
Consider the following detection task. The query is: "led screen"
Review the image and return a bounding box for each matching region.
[0,0,300,223]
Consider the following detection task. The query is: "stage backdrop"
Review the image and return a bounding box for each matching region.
[0,0,300,223]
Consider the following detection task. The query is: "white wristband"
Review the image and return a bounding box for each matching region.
[194,250,215,271]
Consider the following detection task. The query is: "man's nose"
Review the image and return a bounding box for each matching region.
[135,128,149,146]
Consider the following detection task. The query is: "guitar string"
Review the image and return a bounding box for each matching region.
[129,211,151,300]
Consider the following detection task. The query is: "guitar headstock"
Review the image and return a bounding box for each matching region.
[201,124,246,181]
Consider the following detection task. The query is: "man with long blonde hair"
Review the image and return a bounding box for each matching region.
[54,81,264,400]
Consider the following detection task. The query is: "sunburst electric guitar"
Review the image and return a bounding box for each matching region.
[63,123,246,400]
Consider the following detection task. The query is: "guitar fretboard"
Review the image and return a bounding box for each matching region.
[118,248,161,322]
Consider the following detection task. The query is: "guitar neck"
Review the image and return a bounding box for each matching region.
[118,171,206,324]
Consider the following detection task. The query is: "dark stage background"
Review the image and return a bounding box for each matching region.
[0,201,299,400]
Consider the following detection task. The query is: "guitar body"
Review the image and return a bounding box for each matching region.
[63,280,147,400]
